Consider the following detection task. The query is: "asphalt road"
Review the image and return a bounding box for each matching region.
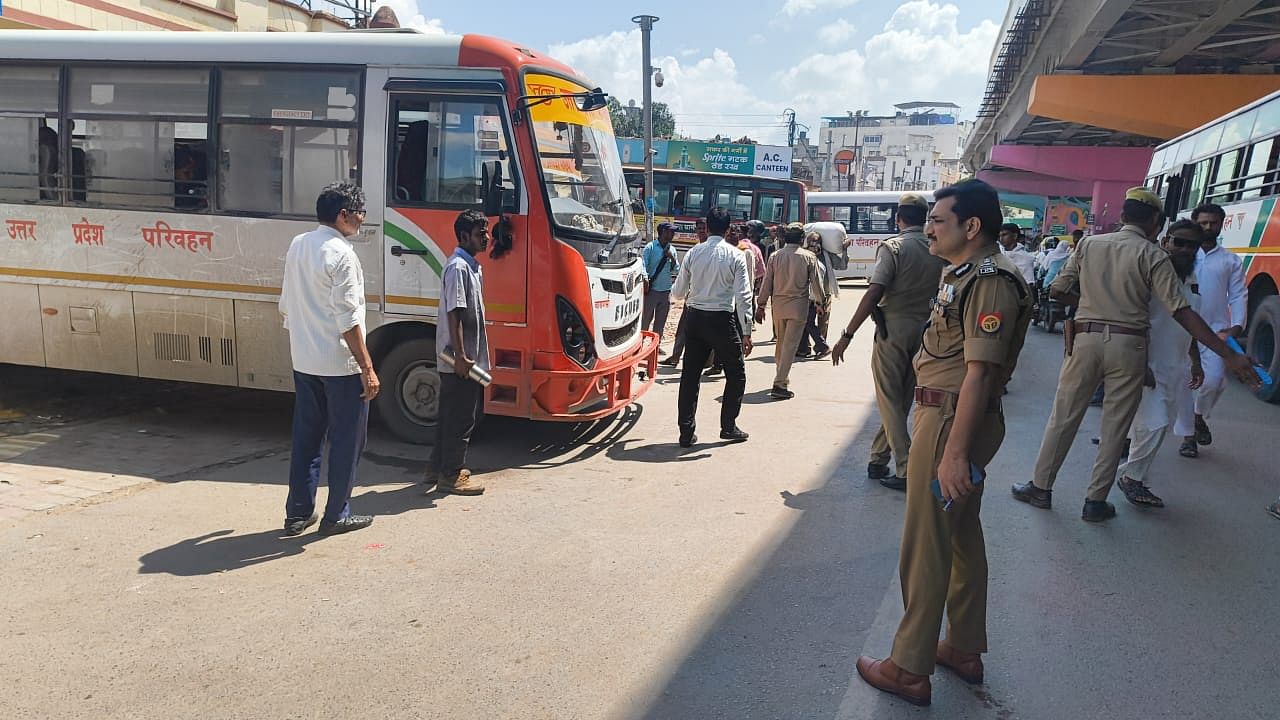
[2,285,1278,720]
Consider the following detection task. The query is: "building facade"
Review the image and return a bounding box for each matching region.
[816,102,974,192]
[0,0,348,32]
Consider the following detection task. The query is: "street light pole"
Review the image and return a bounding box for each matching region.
[632,14,659,242]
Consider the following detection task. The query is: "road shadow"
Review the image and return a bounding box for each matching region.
[622,409,908,720]
[138,483,439,576]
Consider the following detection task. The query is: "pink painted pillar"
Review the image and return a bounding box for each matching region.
[1091,180,1133,233]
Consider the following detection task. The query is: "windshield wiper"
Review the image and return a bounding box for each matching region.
[596,226,627,263]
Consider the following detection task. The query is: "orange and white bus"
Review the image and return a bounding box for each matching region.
[623,167,806,250]
[1146,89,1280,402]
[0,29,658,441]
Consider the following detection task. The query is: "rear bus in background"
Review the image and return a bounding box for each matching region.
[623,167,806,251]
[1146,88,1280,403]
[0,30,659,443]
[806,190,935,280]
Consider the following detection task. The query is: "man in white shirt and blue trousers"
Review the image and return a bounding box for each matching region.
[671,207,754,448]
[279,183,379,537]
[1185,203,1248,450]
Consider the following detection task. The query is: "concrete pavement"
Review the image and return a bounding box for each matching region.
[1,286,1277,719]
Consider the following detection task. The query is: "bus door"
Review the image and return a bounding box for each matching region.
[756,191,787,223]
[380,77,525,323]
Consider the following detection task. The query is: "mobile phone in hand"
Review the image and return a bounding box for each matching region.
[931,463,987,510]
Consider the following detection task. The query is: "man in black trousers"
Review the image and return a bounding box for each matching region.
[671,207,754,448]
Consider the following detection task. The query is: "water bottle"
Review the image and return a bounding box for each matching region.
[438,348,492,387]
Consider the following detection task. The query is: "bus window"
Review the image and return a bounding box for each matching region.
[68,66,210,209]
[651,173,670,214]
[389,96,513,208]
[729,189,753,219]
[1184,158,1212,210]
[0,65,60,204]
[1240,138,1278,200]
[219,68,360,216]
[853,203,896,233]
[1208,148,1243,204]
[757,193,785,223]
[809,205,834,222]
[788,195,799,223]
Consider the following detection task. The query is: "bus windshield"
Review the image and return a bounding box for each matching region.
[526,74,636,248]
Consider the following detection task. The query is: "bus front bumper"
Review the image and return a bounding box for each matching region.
[529,331,660,421]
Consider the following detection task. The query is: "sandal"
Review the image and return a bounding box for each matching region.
[1178,439,1198,458]
[1118,477,1164,508]
[1194,417,1212,446]
[1268,501,1280,521]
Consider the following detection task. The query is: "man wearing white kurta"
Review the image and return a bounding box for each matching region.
[1117,221,1204,508]
[1185,203,1247,448]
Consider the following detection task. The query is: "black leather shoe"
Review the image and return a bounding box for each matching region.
[679,433,697,448]
[1011,481,1052,509]
[658,357,679,367]
[1082,500,1117,523]
[720,426,749,442]
[769,386,795,400]
[282,513,317,537]
[867,463,891,480]
[318,514,373,536]
[879,475,907,492]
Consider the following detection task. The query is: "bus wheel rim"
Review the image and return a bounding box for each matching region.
[400,364,440,424]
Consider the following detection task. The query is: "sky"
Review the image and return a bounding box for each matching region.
[326,0,1010,146]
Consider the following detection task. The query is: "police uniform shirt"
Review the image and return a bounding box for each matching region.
[915,246,1031,393]
[869,226,946,329]
[1049,224,1189,329]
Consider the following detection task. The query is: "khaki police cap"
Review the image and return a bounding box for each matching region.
[784,222,806,240]
[1125,187,1163,213]
[897,193,929,209]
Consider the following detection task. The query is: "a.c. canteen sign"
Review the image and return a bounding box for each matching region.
[618,138,792,180]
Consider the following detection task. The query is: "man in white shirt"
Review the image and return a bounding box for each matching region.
[278,183,378,537]
[1117,220,1204,508]
[1185,203,1248,448]
[999,223,1037,285]
[672,207,754,447]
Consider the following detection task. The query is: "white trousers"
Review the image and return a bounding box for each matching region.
[1121,372,1194,485]
[1194,344,1227,419]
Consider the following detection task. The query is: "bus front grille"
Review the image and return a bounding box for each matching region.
[602,318,638,348]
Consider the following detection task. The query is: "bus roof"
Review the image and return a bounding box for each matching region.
[0,30,590,81]
[808,190,936,203]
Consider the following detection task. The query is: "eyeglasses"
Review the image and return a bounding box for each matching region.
[343,207,366,216]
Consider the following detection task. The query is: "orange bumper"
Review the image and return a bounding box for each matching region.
[528,331,660,420]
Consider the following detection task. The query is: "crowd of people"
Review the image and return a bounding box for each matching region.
[274,179,1269,708]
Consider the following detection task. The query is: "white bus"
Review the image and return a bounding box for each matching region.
[0,30,660,442]
[806,190,935,280]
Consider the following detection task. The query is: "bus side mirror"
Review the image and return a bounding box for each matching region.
[575,88,607,113]
[481,160,503,217]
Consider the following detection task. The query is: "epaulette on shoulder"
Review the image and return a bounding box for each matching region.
[977,256,998,276]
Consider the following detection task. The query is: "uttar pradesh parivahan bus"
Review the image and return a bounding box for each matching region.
[1145,89,1280,403]
[0,30,659,442]
[807,191,935,280]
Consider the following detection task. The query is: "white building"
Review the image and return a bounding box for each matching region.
[816,102,974,192]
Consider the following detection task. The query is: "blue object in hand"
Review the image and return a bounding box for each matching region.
[932,463,987,512]
[1225,336,1274,387]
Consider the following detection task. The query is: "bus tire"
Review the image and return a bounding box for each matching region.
[1246,295,1280,404]
[374,337,440,444]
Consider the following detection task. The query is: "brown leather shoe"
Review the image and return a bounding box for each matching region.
[855,656,930,706]
[439,469,485,496]
[935,640,984,684]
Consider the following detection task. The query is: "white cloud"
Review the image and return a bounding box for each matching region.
[550,31,790,145]
[817,18,856,46]
[780,0,859,18]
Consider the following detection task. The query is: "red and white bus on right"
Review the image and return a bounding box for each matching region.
[807,190,934,280]
[1146,89,1280,403]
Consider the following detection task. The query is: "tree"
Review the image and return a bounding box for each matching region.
[606,97,675,138]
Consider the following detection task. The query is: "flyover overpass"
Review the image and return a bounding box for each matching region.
[965,0,1280,231]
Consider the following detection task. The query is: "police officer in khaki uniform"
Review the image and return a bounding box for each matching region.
[1012,188,1259,522]
[832,193,947,490]
[855,180,1033,707]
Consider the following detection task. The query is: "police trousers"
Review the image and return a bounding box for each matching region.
[891,396,1005,676]
[869,329,922,477]
[1032,331,1146,501]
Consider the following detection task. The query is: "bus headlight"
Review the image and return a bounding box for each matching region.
[556,296,597,369]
